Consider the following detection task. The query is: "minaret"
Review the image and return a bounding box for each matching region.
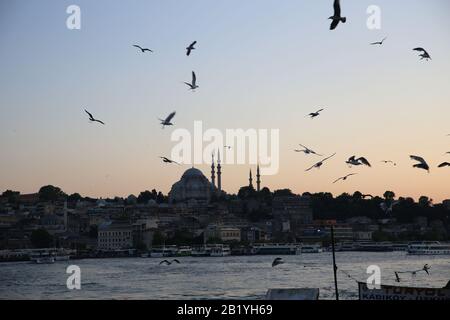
[249,169,253,189]
[211,153,215,188]
[256,164,261,192]
[217,150,222,192]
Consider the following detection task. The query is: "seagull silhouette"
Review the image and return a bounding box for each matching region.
[410,155,430,172]
[272,258,285,267]
[371,37,387,45]
[294,144,323,156]
[308,109,324,119]
[329,0,346,30]
[380,200,400,214]
[413,48,431,61]
[305,153,336,171]
[84,109,105,125]
[184,71,199,91]
[159,259,181,265]
[186,41,197,56]
[438,162,450,168]
[346,156,371,167]
[160,157,180,165]
[133,45,153,53]
[333,173,357,184]
[159,111,176,129]
[361,194,374,199]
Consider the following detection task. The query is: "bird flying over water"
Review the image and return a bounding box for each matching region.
[329,0,346,30]
[346,156,371,167]
[410,155,430,172]
[305,153,336,171]
[159,259,181,265]
[159,111,176,129]
[294,144,323,156]
[84,109,105,125]
[184,71,199,91]
[438,162,450,168]
[186,41,197,56]
[333,173,357,184]
[272,257,285,267]
[413,48,431,61]
[133,44,153,53]
[371,37,387,45]
[160,157,180,165]
[308,109,324,119]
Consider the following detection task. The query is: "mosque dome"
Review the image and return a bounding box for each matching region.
[169,168,214,204]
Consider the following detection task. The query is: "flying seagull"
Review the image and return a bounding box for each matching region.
[272,257,285,267]
[361,194,374,199]
[381,160,397,166]
[160,157,180,165]
[186,41,197,56]
[333,173,357,184]
[294,144,323,156]
[159,259,181,265]
[159,111,176,129]
[438,162,450,168]
[133,44,153,53]
[84,109,105,125]
[371,37,387,45]
[410,155,430,172]
[329,0,346,30]
[346,156,371,167]
[413,48,431,61]
[305,153,337,171]
[184,71,199,91]
[308,109,324,119]
[380,200,400,214]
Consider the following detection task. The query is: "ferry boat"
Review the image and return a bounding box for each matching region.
[30,252,55,264]
[176,246,192,257]
[253,243,301,255]
[150,247,170,258]
[407,241,450,255]
[354,242,394,252]
[191,246,210,257]
[209,245,231,257]
[301,244,323,253]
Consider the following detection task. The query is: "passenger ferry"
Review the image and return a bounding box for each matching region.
[209,245,231,257]
[191,246,210,257]
[301,244,323,253]
[176,246,192,257]
[253,243,301,255]
[407,241,450,255]
[150,247,170,258]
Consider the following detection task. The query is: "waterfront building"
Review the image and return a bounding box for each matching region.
[98,222,133,251]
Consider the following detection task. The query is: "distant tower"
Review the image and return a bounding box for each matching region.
[256,164,261,192]
[249,169,254,189]
[217,150,222,192]
[211,153,216,188]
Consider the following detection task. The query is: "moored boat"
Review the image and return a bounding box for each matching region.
[407,241,450,255]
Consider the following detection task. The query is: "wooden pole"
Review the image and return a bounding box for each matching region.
[331,226,339,300]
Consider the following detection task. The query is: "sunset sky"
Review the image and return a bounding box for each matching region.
[0,0,449,202]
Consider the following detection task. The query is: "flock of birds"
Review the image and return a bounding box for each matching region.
[81,0,448,201]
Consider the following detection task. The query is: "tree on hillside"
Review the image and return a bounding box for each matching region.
[38,185,66,202]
